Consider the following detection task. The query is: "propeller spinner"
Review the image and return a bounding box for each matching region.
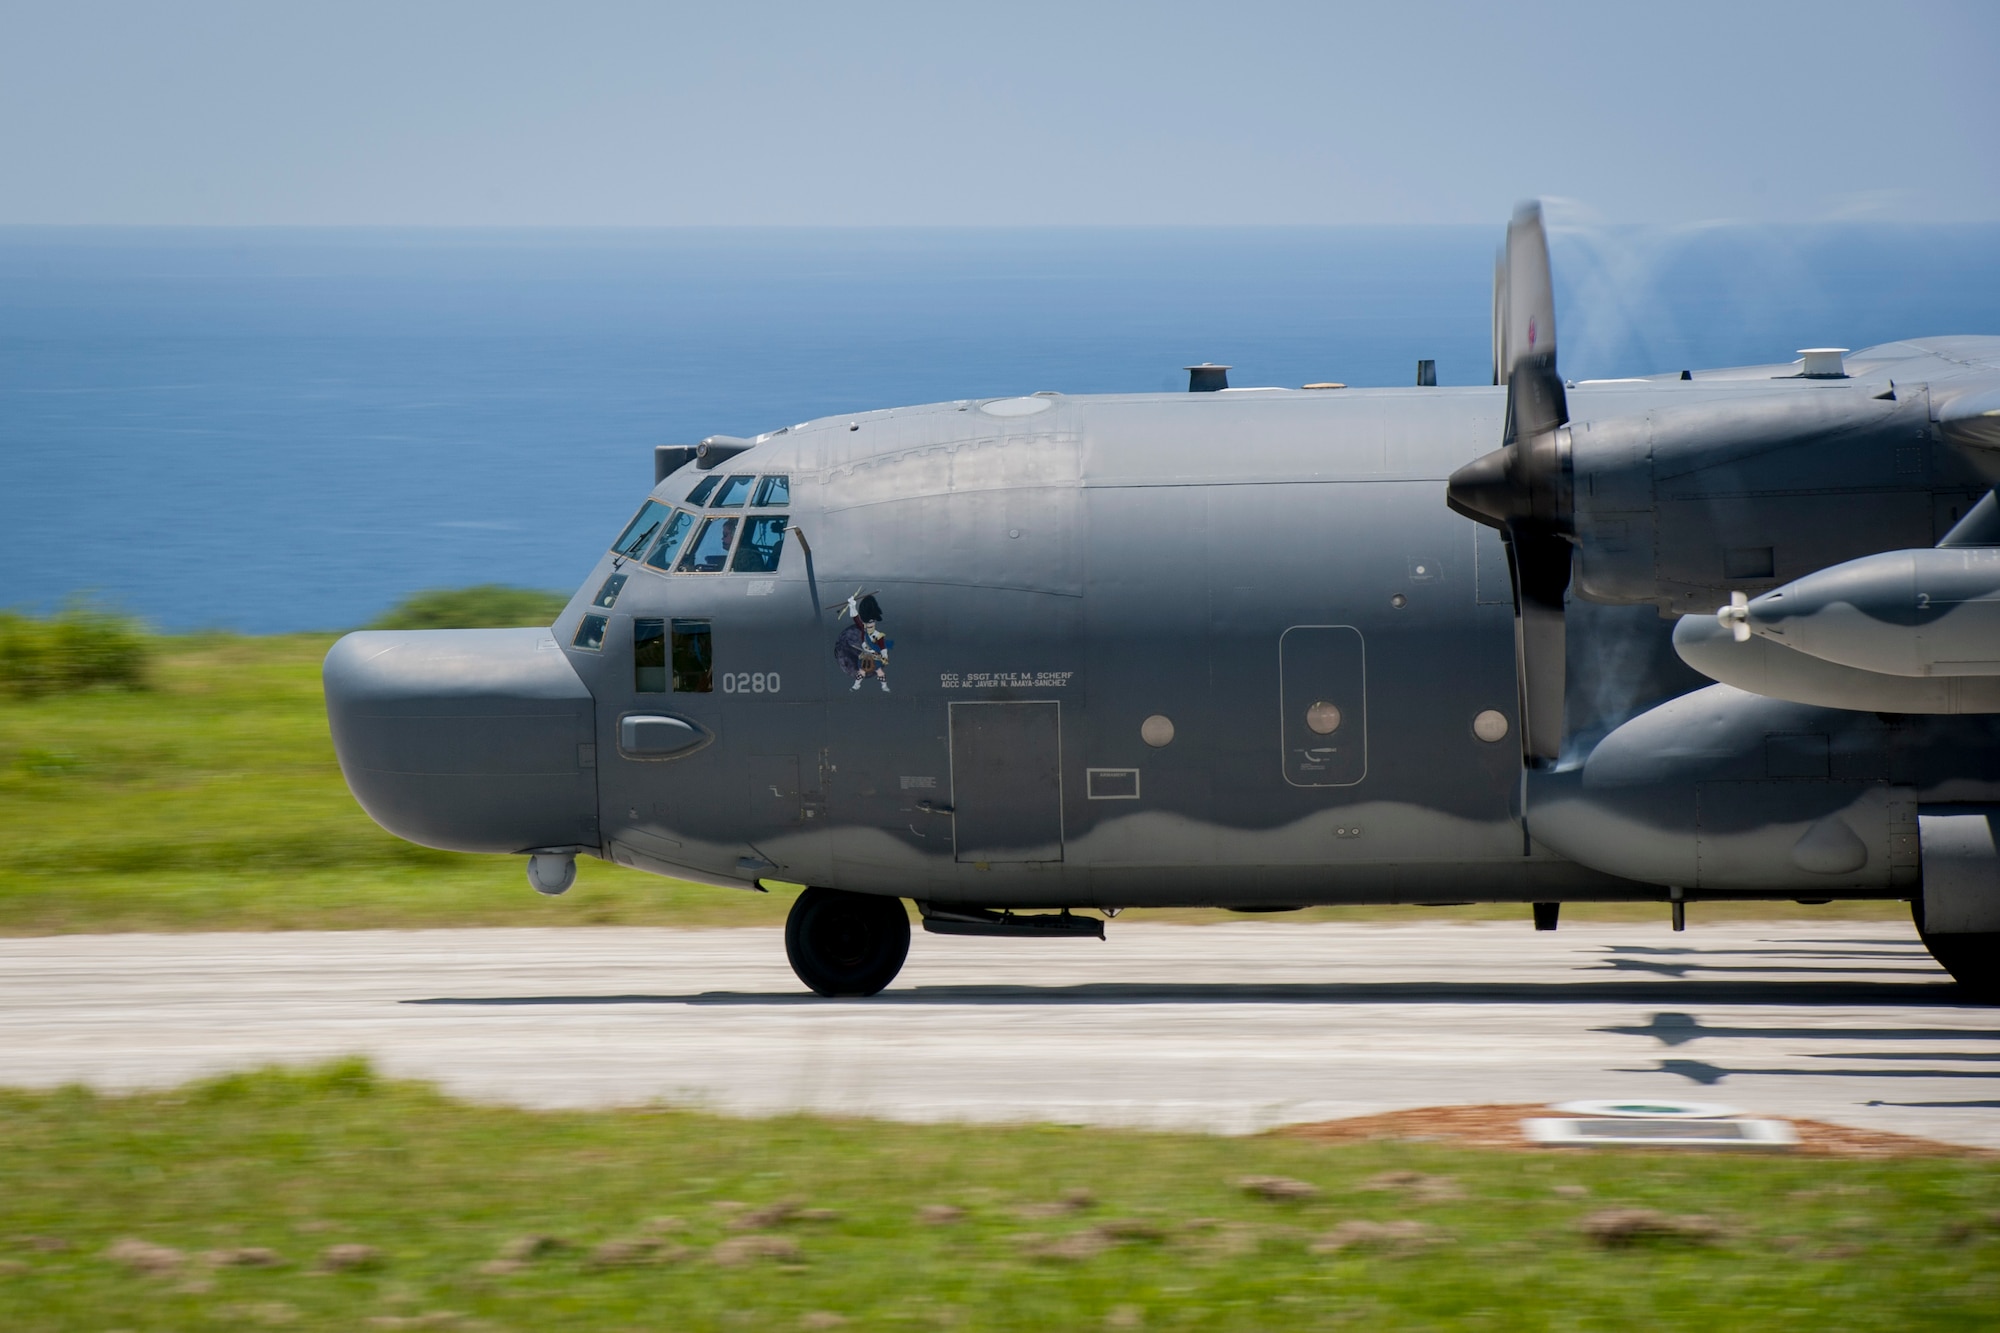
[1446,202,1575,765]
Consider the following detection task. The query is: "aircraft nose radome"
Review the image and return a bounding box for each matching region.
[323,628,598,855]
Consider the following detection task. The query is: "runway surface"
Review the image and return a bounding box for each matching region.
[3,921,1998,1146]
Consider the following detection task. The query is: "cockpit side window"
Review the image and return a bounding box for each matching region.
[643,510,696,572]
[634,618,667,693]
[711,474,756,508]
[571,614,608,651]
[730,515,788,573]
[592,573,627,608]
[685,475,721,506]
[671,619,712,692]
[610,501,669,559]
[752,475,790,507]
[676,516,739,573]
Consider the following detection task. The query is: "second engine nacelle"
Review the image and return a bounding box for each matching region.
[1526,683,1962,893]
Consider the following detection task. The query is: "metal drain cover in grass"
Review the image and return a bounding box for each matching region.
[1524,1116,1798,1150]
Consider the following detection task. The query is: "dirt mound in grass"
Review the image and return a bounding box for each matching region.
[1275,1103,1991,1158]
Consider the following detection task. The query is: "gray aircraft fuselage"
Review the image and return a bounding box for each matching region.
[323,336,2000,915]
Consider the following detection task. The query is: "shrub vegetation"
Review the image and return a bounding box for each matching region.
[0,603,151,698]
[368,585,569,631]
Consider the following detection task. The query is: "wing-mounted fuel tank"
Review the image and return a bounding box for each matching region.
[1526,682,2000,894]
[1677,543,2000,712]
[1672,612,2000,714]
[1672,489,2000,712]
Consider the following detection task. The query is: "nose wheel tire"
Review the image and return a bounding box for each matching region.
[785,887,911,997]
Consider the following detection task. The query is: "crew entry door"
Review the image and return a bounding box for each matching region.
[1280,625,1367,786]
[950,701,1064,863]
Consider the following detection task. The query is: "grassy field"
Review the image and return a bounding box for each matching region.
[0,632,1907,936]
[0,1062,1994,1332]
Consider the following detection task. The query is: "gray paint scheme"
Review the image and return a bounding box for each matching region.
[325,628,597,854]
[1919,812,2000,933]
[1673,613,2000,714]
[321,318,2000,944]
[1742,547,2000,678]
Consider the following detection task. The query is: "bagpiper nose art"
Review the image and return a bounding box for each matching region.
[835,591,892,692]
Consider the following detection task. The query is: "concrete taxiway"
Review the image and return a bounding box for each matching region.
[1,921,1996,1146]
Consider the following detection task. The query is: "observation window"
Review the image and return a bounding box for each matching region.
[572,614,607,651]
[634,618,667,693]
[685,475,721,506]
[643,510,696,572]
[711,474,756,508]
[676,517,739,573]
[611,501,669,559]
[752,475,791,507]
[672,619,712,693]
[592,573,627,609]
[731,515,789,573]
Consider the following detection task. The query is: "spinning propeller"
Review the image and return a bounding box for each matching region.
[1446,202,1575,765]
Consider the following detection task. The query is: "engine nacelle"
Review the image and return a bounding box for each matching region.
[1566,382,1970,616]
[1527,683,1924,892]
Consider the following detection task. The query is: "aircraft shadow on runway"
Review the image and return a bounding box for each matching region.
[1596,1010,2000,1046]
[406,977,1977,1009]
[1630,1056,2000,1086]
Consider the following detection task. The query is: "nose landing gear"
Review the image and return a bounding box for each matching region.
[784,886,912,997]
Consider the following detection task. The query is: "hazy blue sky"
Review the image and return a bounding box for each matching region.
[1,0,1995,225]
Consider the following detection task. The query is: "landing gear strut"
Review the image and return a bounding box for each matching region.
[785,887,911,997]
[1913,901,2000,1002]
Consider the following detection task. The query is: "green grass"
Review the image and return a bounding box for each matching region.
[0,1062,1994,1331]
[0,633,1908,936]
[0,632,791,933]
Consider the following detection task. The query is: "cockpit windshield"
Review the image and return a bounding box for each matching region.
[624,475,791,579]
[676,516,739,573]
[711,474,756,508]
[731,515,788,572]
[643,510,696,571]
[611,501,670,559]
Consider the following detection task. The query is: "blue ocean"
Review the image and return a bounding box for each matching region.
[4,224,1998,632]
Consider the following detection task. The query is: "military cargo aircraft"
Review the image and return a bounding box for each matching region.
[325,204,2000,1000]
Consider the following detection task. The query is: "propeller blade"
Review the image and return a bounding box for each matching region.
[1448,202,1577,765]
[1500,202,1567,448]
[1502,206,1557,370]
[1509,531,1572,764]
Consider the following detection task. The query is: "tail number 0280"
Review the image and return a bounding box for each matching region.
[721,672,781,695]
